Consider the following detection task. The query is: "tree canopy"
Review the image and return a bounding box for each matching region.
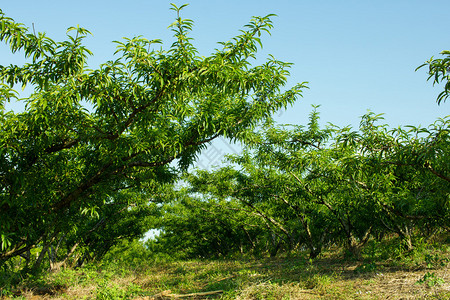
[155,108,449,259]
[0,4,306,270]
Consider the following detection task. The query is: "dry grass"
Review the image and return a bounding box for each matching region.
[2,246,450,299]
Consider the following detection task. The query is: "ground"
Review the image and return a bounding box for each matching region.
[3,245,449,299]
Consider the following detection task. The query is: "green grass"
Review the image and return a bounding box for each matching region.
[1,239,450,299]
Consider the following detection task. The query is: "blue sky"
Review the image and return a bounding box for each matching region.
[1,1,449,163]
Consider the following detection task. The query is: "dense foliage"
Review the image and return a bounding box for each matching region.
[0,4,306,271]
[152,108,449,259]
[1,3,448,278]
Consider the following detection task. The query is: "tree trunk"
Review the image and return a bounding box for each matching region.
[345,227,372,260]
[397,223,414,251]
[346,234,362,259]
[33,242,50,272]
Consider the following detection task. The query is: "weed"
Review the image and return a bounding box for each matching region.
[234,281,303,300]
[95,279,144,300]
[425,253,449,269]
[354,262,377,273]
[416,272,445,287]
[304,273,333,290]
[0,286,13,298]
[96,279,124,300]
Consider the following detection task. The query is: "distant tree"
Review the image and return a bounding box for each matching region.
[184,108,449,258]
[150,189,265,259]
[0,4,306,270]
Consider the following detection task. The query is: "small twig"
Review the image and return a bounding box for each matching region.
[148,289,224,299]
[169,290,224,298]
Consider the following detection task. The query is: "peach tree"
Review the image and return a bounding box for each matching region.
[0,4,306,270]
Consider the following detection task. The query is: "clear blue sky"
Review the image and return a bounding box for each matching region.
[1,1,449,163]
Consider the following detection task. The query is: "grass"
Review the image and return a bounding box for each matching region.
[1,241,450,299]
